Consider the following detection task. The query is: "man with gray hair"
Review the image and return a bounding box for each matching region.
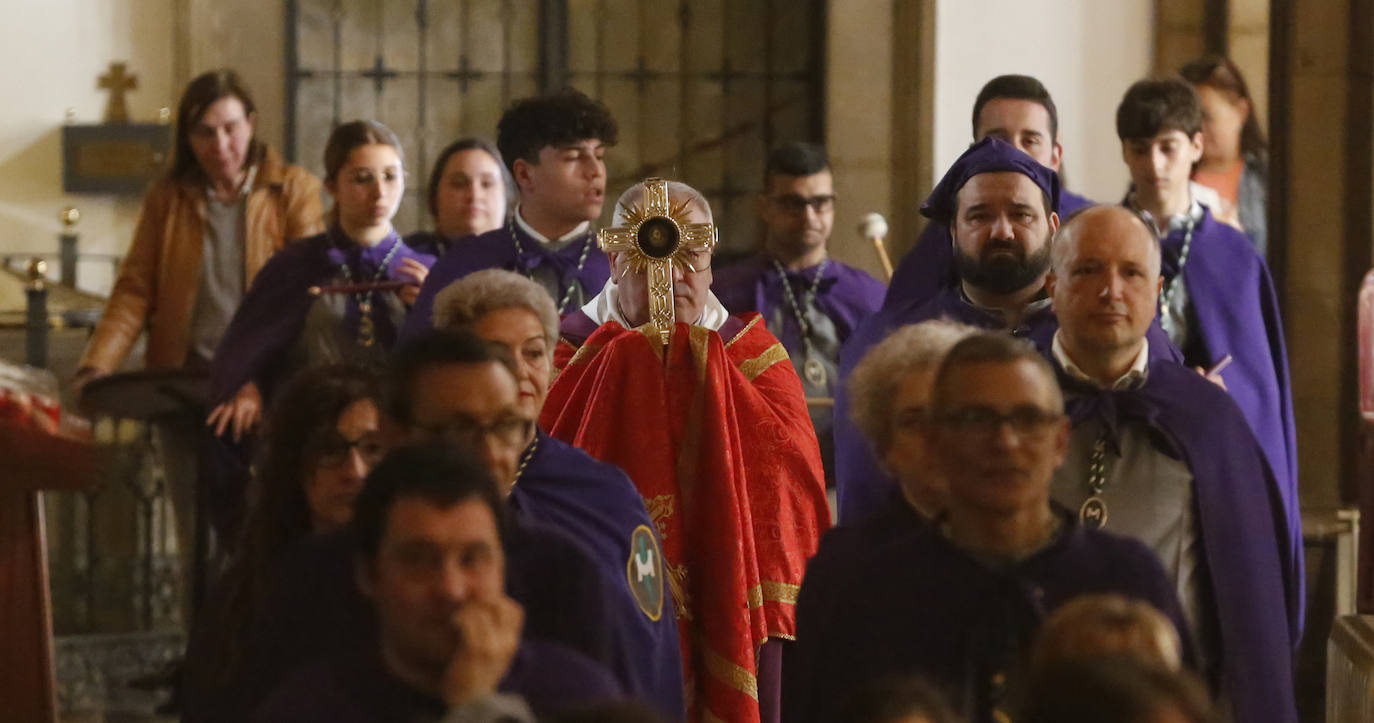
[542,179,829,723]
[1045,205,1300,723]
[788,331,1186,723]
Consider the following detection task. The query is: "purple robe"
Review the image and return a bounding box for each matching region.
[403,229,467,259]
[832,284,1180,524]
[882,188,1094,309]
[252,638,623,722]
[785,508,1189,723]
[208,228,434,404]
[1152,207,1300,578]
[712,254,887,353]
[403,222,610,339]
[508,430,686,720]
[1057,358,1300,723]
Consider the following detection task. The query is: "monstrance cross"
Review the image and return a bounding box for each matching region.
[98,62,138,123]
[598,178,718,347]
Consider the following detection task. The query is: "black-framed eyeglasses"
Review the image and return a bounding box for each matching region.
[414,414,535,449]
[768,193,836,214]
[933,406,1063,440]
[312,432,387,468]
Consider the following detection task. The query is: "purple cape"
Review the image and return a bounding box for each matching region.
[403,222,611,339]
[509,430,685,721]
[402,228,472,258]
[832,283,1179,523]
[251,638,623,722]
[711,254,887,353]
[1057,358,1300,723]
[882,187,1093,309]
[785,509,1188,723]
[1155,207,1300,569]
[207,229,434,404]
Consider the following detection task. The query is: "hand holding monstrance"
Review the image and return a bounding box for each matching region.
[598,178,719,346]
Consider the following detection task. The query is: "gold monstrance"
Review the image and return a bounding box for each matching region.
[597,178,718,346]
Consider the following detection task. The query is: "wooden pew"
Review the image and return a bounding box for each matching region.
[0,421,101,722]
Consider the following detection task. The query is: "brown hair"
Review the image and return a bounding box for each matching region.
[169,69,262,184]
[1031,594,1183,672]
[1115,76,1203,142]
[323,120,404,183]
[1180,54,1267,158]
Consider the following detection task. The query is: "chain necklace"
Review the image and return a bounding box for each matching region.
[1156,217,1196,342]
[336,234,402,348]
[512,432,539,487]
[1078,429,1113,529]
[771,256,830,387]
[509,217,593,314]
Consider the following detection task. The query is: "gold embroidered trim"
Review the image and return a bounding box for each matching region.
[636,324,666,361]
[725,314,762,348]
[746,581,802,608]
[702,644,759,701]
[737,343,789,381]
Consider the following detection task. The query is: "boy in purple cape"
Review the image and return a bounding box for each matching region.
[253,443,623,722]
[1045,206,1299,722]
[713,142,886,483]
[403,89,616,337]
[1114,77,1301,581]
[833,137,1178,524]
[883,75,1095,312]
[787,332,1189,723]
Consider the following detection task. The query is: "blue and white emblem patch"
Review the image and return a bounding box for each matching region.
[626,524,665,621]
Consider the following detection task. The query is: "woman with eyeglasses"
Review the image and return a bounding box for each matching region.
[429,269,687,720]
[207,120,434,444]
[182,364,384,723]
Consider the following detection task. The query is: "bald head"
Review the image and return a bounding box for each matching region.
[1051,206,1160,278]
[613,180,713,226]
[1047,205,1164,382]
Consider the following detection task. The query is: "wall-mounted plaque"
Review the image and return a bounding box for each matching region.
[62,124,170,195]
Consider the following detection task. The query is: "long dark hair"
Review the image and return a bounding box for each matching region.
[324,120,403,183]
[426,136,515,218]
[169,69,262,184]
[198,364,381,684]
[1180,55,1268,158]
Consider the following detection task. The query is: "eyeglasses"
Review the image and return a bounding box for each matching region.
[933,406,1063,440]
[312,433,387,468]
[414,414,535,450]
[768,193,836,214]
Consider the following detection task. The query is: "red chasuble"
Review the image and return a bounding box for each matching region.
[543,313,829,723]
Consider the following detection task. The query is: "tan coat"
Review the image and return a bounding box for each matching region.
[79,147,323,373]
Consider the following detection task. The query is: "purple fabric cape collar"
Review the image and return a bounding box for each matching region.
[1057,358,1300,723]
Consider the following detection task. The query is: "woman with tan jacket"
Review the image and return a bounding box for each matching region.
[75,69,323,384]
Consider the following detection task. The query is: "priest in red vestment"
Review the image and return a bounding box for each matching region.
[541,179,830,723]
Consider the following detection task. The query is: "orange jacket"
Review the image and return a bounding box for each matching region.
[79,147,323,373]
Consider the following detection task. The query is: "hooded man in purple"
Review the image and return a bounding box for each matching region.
[403,89,616,338]
[1045,205,1299,723]
[713,142,886,484]
[835,138,1181,524]
[1114,77,1301,581]
[883,75,1095,312]
[787,332,1189,723]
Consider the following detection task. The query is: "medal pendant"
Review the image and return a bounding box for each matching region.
[1079,496,1108,529]
[358,305,376,348]
[803,356,827,387]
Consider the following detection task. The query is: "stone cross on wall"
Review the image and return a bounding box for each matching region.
[98,62,138,123]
